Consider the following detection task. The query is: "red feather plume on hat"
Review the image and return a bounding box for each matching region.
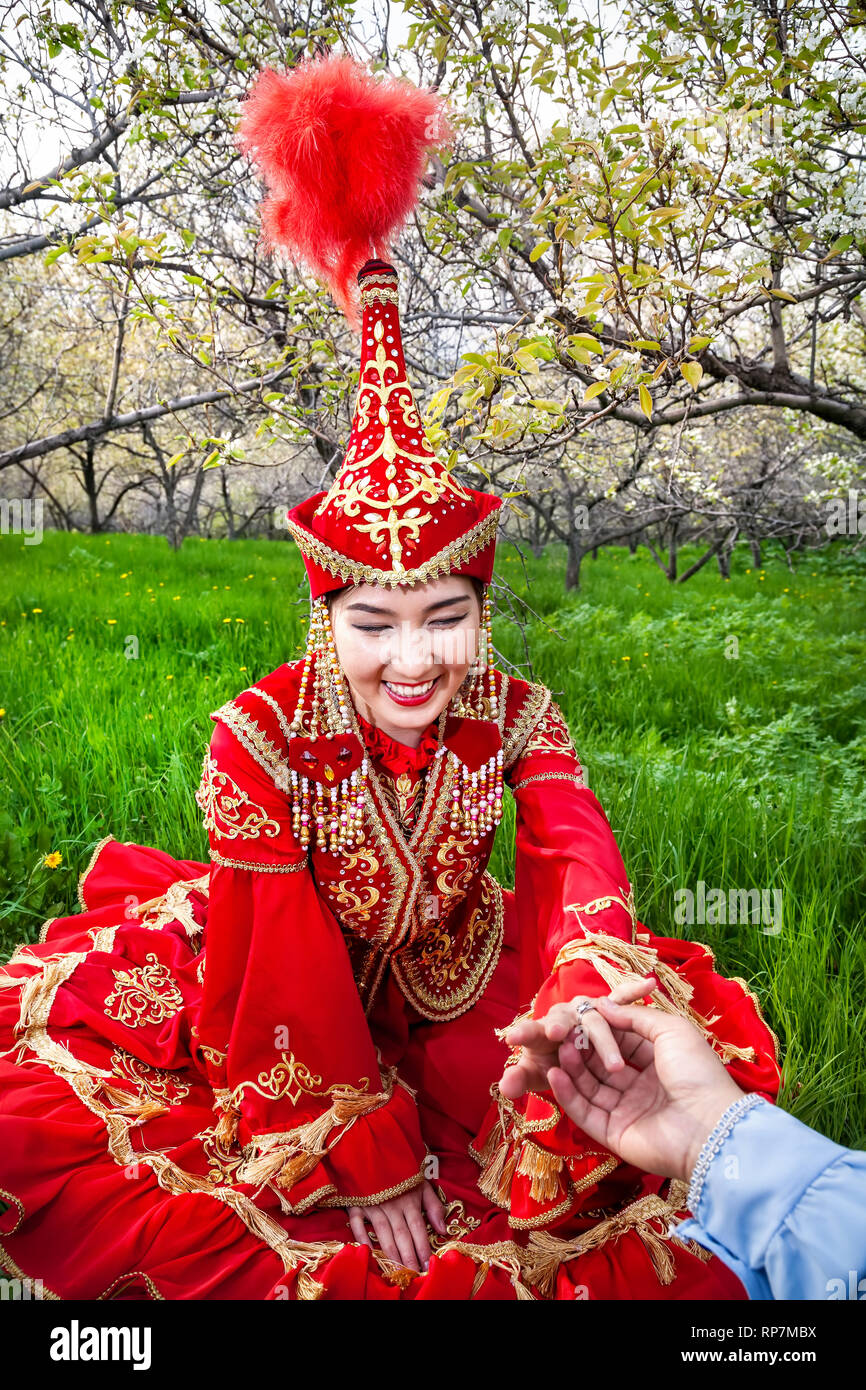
[237,53,453,328]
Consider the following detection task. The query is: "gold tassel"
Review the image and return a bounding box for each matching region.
[523,1193,689,1294]
[515,1141,565,1204]
[214,1105,239,1148]
[295,1269,325,1300]
[477,1135,520,1207]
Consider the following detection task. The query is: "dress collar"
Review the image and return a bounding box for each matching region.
[355,709,441,775]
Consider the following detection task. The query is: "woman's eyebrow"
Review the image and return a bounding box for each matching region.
[345,596,470,616]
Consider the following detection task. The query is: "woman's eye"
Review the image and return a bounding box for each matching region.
[429,615,467,629]
[354,624,391,633]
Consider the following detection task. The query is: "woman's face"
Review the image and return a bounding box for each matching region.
[329,575,481,747]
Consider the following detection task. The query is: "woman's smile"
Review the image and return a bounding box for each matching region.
[382,675,441,706]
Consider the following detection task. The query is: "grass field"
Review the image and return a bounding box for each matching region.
[1,528,864,1146]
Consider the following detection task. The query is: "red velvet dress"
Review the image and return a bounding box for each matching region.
[0,661,781,1300]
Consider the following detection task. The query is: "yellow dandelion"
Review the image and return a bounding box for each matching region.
[622,656,631,661]
[0,709,5,718]
[159,582,164,587]
[120,572,129,578]
[239,666,247,672]
[107,619,117,625]
[172,595,180,601]
[235,618,245,624]
[145,713,154,720]
[32,607,43,613]
[43,851,62,869]
[223,618,232,624]
[166,674,174,680]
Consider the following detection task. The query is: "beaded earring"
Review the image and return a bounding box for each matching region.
[282,596,369,854]
[447,586,504,846]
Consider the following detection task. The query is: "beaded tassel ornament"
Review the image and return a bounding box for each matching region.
[285,597,369,854]
[447,587,504,847]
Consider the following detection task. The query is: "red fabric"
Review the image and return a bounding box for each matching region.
[237,57,453,330]
[0,671,782,1300]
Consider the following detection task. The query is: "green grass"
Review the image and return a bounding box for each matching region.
[1,529,864,1146]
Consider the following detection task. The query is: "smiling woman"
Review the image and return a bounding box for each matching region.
[0,55,782,1302]
[327,576,484,744]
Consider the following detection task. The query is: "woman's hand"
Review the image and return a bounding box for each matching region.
[347,1179,448,1273]
[497,975,657,1101]
[547,993,745,1183]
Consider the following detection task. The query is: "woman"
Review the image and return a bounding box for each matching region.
[0,257,781,1301]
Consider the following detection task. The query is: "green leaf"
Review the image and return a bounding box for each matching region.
[821,233,854,263]
[529,240,551,263]
[568,333,603,355]
[680,361,703,391]
[583,379,608,403]
[638,383,653,420]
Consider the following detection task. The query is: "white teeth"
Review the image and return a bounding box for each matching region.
[385,679,437,697]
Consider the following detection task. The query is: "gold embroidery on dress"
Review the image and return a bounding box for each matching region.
[511,770,587,792]
[502,682,551,770]
[322,846,382,931]
[127,874,209,939]
[195,1126,245,1186]
[210,698,290,789]
[434,833,478,905]
[209,850,306,873]
[391,872,504,1022]
[378,769,426,835]
[520,701,578,758]
[110,1049,190,1106]
[195,753,281,841]
[103,954,184,1028]
[229,1051,330,1108]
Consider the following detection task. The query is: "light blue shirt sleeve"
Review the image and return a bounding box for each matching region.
[675,1099,866,1300]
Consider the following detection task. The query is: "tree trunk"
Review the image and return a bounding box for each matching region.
[565,540,584,590]
[220,468,236,540]
[82,440,101,533]
[750,538,762,567]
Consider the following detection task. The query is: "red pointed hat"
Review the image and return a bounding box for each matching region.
[237,56,502,598]
[286,258,501,597]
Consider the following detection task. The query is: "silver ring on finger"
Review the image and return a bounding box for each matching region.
[575,1000,598,1020]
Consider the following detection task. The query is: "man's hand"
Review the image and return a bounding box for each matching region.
[347,1179,447,1273]
[497,975,657,1100]
[547,992,745,1183]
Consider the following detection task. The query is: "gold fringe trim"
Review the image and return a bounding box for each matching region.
[431,1238,537,1301]
[515,1141,565,1205]
[77,834,115,910]
[5,942,348,1286]
[523,1191,695,1296]
[236,1077,397,1192]
[553,929,757,1065]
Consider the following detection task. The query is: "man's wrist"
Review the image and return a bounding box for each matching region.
[685,1091,768,1213]
[681,1083,745,1180]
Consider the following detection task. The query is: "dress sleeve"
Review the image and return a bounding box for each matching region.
[193,693,427,1214]
[471,689,781,1230]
